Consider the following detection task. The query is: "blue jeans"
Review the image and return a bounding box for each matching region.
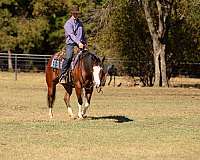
[61,44,75,75]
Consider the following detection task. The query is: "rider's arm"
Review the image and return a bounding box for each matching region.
[76,21,86,45]
[64,21,81,45]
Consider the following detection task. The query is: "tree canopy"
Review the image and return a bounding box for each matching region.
[0,0,199,85]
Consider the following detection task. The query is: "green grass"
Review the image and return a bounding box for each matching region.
[0,72,200,160]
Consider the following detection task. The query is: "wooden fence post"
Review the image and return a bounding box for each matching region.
[15,54,17,80]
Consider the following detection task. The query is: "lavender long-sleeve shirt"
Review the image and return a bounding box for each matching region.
[64,16,86,45]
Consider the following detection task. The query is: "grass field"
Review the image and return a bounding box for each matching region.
[0,72,200,160]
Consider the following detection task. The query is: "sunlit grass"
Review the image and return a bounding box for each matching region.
[0,72,200,160]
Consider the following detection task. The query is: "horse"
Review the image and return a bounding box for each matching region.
[45,50,106,119]
[106,64,117,86]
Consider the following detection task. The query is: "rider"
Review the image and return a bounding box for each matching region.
[59,5,87,83]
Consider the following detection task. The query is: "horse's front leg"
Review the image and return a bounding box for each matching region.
[63,85,74,118]
[113,75,116,87]
[82,87,93,117]
[75,85,83,119]
[108,75,112,86]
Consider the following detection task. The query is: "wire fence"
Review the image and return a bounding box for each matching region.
[0,53,52,80]
[0,52,200,82]
[0,53,51,71]
[0,52,153,82]
[0,52,133,73]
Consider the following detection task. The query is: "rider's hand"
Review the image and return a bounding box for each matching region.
[79,43,84,49]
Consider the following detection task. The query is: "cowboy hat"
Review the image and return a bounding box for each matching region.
[71,5,80,14]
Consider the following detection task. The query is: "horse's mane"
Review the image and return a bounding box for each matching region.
[79,50,101,64]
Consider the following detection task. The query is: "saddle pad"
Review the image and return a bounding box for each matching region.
[51,57,64,69]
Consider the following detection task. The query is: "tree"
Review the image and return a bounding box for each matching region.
[0,0,102,55]
[167,0,200,62]
[1,0,199,76]
[31,0,69,53]
[91,0,154,85]
[0,0,69,55]
[141,0,173,87]
[0,0,49,54]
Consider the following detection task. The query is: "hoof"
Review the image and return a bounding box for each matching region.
[77,115,84,120]
[69,114,74,118]
[82,114,87,119]
[77,115,87,120]
[69,114,75,120]
[49,113,53,119]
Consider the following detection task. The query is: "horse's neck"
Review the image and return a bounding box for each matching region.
[81,53,93,72]
[74,51,99,71]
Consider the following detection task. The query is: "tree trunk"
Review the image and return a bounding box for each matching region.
[160,44,168,87]
[143,0,171,87]
[153,39,161,87]
[152,38,168,87]
[8,49,13,72]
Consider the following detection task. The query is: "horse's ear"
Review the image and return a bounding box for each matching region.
[101,56,105,64]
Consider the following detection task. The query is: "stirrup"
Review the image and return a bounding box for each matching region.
[59,74,66,84]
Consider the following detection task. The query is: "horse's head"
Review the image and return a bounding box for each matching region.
[92,55,106,88]
[75,51,106,91]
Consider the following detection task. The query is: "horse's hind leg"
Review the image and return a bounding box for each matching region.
[113,75,116,87]
[63,85,74,118]
[45,56,59,119]
[108,75,112,86]
[47,82,57,118]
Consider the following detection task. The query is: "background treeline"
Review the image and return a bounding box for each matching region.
[0,0,200,86]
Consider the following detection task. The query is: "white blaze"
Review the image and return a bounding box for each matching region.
[93,66,101,87]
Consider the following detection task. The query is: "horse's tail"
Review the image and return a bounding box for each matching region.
[45,55,60,118]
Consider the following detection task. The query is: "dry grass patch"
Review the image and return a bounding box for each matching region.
[0,72,200,160]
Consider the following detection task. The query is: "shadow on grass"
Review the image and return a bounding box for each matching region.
[88,115,134,123]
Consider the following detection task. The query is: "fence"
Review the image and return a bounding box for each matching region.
[0,53,51,80]
[0,52,132,72]
[0,53,126,80]
[0,52,200,81]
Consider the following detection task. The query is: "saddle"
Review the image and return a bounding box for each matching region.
[51,50,87,84]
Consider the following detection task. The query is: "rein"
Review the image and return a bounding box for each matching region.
[84,83,103,94]
[73,50,104,94]
[96,86,103,94]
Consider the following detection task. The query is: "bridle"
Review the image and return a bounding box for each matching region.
[76,50,105,94]
[96,86,103,94]
[95,66,105,94]
[82,81,103,94]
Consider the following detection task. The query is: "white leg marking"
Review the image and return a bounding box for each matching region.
[82,99,90,117]
[78,103,83,119]
[93,66,101,87]
[67,106,74,118]
[82,88,86,105]
[66,100,74,118]
[49,108,53,119]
